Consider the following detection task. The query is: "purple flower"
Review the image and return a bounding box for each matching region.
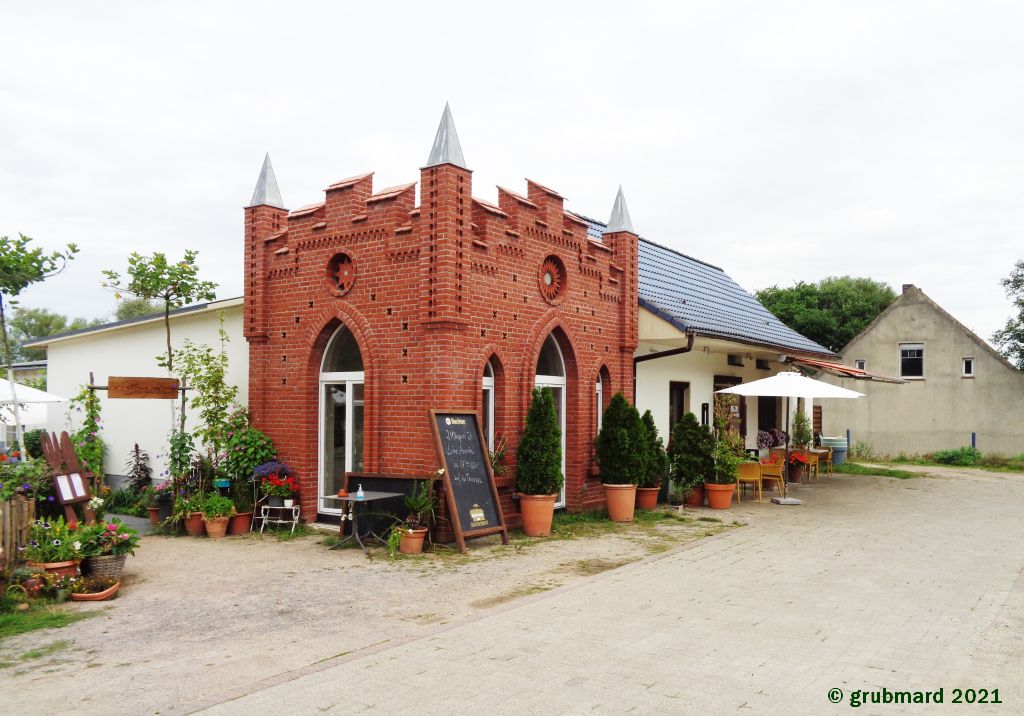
[47,496,55,502]
[21,483,31,491]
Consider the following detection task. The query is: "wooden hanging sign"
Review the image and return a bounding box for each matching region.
[429,410,509,553]
[108,376,180,399]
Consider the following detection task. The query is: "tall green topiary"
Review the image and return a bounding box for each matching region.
[667,412,714,496]
[515,387,563,496]
[596,392,646,485]
[791,409,812,448]
[639,410,667,488]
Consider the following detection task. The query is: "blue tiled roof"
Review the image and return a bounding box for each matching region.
[577,215,833,357]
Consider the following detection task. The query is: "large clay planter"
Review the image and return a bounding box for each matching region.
[704,483,735,510]
[147,507,160,525]
[636,486,660,510]
[203,516,230,539]
[184,512,206,537]
[787,463,806,484]
[519,493,557,537]
[398,527,428,554]
[28,560,80,578]
[683,485,705,507]
[603,484,637,522]
[228,512,253,535]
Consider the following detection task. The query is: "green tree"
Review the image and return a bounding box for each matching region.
[667,413,714,497]
[756,276,897,352]
[514,387,563,496]
[101,250,217,373]
[0,234,78,447]
[115,297,161,321]
[992,260,1024,370]
[639,410,667,488]
[596,392,647,485]
[10,307,99,361]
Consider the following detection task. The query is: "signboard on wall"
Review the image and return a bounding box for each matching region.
[108,377,180,400]
[429,410,509,553]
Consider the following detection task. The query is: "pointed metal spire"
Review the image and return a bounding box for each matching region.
[606,186,634,233]
[248,153,285,209]
[425,103,468,169]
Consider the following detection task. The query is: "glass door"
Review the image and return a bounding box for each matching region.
[319,379,364,514]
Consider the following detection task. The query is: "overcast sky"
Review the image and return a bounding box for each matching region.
[2,1,1021,345]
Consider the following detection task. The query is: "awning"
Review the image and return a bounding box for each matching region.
[783,357,905,384]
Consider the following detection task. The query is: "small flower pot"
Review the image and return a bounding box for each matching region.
[283,498,294,508]
[519,493,556,537]
[228,511,253,535]
[203,516,230,539]
[603,483,637,522]
[147,507,161,525]
[184,512,206,537]
[267,496,284,507]
[70,581,120,601]
[704,483,735,510]
[27,560,80,578]
[635,486,660,510]
[399,527,428,554]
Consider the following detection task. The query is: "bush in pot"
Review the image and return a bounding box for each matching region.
[201,494,235,539]
[398,481,436,554]
[515,387,564,537]
[596,392,646,522]
[636,410,667,509]
[668,412,714,507]
[21,517,84,576]
[706,410,744,509]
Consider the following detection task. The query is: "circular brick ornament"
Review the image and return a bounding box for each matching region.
[539,255,566,304]
[326,253,356,297]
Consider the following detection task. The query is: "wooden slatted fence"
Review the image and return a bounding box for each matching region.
[1,496,36,571]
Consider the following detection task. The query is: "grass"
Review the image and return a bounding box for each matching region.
[0,605,99,642]
[834,462,917,479]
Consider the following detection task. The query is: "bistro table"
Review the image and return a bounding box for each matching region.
[324,491,403,553]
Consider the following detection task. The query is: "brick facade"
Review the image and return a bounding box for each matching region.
[244,158,638,526]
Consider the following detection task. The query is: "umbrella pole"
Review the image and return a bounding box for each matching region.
[784,396,790,498]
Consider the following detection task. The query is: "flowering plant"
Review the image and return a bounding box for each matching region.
[0,457,50,501]
[788,451,809,466]
[79,518,140,557]
[151,481,174,504]
[261,474,298,498]
[20,517,83,563]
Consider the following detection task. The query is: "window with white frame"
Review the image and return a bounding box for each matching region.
[482,359,495,451]
[854,359,866,370]
[595,374,603,432]
[899,343,924,378]
[962,357,975,378]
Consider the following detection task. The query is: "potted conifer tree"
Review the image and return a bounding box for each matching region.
[667,412,714,507]
[596,392,646,522]
[515,387,563,537]
[705,410,743,509]
[636,410,666,509]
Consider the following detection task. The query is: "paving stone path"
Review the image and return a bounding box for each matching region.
[192,467,1024,715]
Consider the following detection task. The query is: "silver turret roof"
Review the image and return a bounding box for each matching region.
[248,153,285,209]
[606,186,634,233]
[425,103,468,169]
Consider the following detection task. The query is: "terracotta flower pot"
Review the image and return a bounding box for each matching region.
[228,512,253,535]
[704,483,735,510]
[787,464,806,484]
[603,483,637,522]
[184,512,206,537]
[203,516,230,539]
[684,484,705,507]
[519,493,556,537]
[28,560,80,578]
[147,507,160,525]
[70,581,120,601]
[636,486,660,510]
[398,526,428,554]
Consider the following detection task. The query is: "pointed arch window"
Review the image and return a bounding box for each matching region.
[319,324,365,516]
[535,334,566,507]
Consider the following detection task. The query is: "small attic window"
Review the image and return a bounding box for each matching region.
[854,359,866,370]
[755,359,770,370]
[962,357,974,378]
[727,354,744,367]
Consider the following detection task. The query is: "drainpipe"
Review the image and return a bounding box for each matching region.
[632,331,696,394]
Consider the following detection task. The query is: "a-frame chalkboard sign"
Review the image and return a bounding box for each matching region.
[429,410,509,553]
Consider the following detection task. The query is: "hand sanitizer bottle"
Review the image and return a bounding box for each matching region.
[355,484,365,500]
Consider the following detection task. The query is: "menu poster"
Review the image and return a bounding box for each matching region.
[52,472,90,505]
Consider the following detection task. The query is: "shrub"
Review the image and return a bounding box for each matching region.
[23,429,45,459]
[849,441,877,461]
[639,410,666,488]
[223,408,276,481]
[123,444,152,493]
[978,453,1010,468]
[514,387,563,496]
[201,493,235,519]
[596,393,646,485]
[667,413,714,496]
[104,487,145,517]
[932,446,981,466]
[791,410,812,448]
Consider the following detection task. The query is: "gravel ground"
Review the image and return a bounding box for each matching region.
[0,508,731,715]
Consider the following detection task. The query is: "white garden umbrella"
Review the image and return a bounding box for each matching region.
[716,372,864,503]
[0,378,68,405]
[0,379,67,448]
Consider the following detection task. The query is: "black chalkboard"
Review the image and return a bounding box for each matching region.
[430,411,509,552]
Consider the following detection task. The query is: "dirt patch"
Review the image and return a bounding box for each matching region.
[0,506,734,715]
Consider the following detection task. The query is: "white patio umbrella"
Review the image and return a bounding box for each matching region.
[0,378,67,448]
[716,372,864,504]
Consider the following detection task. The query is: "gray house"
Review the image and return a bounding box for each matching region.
[822,284,1024,456]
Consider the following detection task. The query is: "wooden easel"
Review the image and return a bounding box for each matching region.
[40,431,96,526]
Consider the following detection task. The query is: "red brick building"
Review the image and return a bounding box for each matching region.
[244,106,638,526]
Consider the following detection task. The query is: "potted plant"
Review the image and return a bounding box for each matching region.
[79,518,139,581]
[788,409,812,483]
[255,461,297,507]
[69,575,120,601]
[515,387,564,537]
[201,494,235,539]
[171,495,206,537]
[21,517,83,576]
[596,393,646,522]
[705,409,743,509]
[152,482,175,522]
[398,480,435,554]
[228,485,255,535]
[667,412,714,507]
[636,410,666,509]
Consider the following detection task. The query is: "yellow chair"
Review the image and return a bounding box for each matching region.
[820,447,833,477]
[736,462,763,503]
[759,460,785,497]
